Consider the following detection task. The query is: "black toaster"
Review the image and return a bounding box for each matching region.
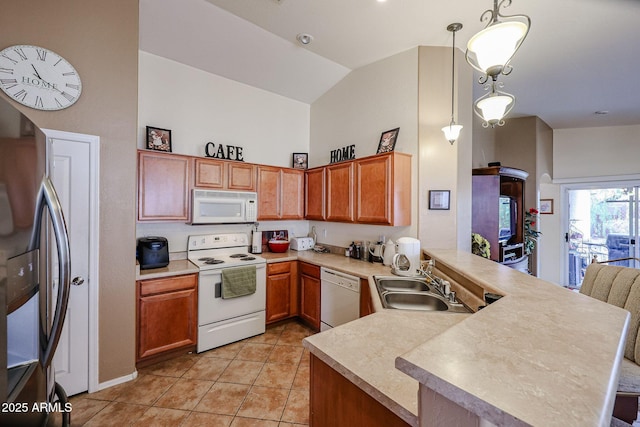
[137,236,169,270]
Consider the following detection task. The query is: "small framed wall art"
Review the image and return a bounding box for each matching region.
[292,153,308,169]
[146,126,172,152]
[377,127,399,154]
[429,190,450,210]
[540,199,554,214]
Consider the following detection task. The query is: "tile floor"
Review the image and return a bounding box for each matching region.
[60,321,314,426]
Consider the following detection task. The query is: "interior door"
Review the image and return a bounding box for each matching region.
[565,184,640,289]
[50,136,90,396]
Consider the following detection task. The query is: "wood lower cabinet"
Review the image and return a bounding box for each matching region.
[310,355,409,427]
[266,261,299,324]
[359,278,373,317]
[138,151,191,221]
[136,273,198,367]
[257,166,304,220]
[299,262,321,331]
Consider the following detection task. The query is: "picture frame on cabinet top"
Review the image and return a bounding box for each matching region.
[377,127,399,154]
[146,126,172,152]
[292,153,308,169]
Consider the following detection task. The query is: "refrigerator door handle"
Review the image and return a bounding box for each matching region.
[29,177,71,369]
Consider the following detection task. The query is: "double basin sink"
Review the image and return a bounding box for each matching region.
[374,276,470,313]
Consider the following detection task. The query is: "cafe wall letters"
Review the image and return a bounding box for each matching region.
[205,142,244,161]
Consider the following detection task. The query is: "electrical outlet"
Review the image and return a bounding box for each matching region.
[322,228,327,238]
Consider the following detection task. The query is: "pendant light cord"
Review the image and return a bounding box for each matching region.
[450,27,456,124]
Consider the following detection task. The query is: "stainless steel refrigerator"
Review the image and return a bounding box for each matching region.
[0,95,73,425]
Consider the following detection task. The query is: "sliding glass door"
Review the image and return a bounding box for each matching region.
[566,185,640,289]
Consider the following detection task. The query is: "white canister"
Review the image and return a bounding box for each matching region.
[382,239,395,266]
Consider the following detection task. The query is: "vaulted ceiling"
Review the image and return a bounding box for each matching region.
[140,0,640,129]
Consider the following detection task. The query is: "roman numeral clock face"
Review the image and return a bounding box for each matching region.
[0,45,82,111]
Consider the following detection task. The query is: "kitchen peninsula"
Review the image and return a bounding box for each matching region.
[303,249,629,427]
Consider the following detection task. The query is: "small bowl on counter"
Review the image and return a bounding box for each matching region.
[268,239,290,253]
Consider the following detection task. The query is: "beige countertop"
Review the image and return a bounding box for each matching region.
[303,249,630,427]
[262,250,393,278]
[135,259,199,280]
[394,249,629,427]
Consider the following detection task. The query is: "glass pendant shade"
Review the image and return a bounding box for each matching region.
[474,90,514,128]
[466,21,528,77]
[442,123,463,145]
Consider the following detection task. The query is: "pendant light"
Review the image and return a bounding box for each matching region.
[474,80,515,128]
[441,23,463,145]
[465,0,530,84]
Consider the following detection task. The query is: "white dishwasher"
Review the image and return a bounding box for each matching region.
[320,267,361,331]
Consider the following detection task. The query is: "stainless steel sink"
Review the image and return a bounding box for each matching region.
[382,292,449,311]
[376,278,433,293]
[374,276,470,313]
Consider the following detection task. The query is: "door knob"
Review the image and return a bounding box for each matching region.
[71,276,85,286]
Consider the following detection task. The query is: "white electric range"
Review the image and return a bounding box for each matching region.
[187,233,266,353]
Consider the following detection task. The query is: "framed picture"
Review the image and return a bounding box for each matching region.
[292,153,308,169]
[429,190,450,210]
[540,199,554,214]
[377,127,400,154]
[146,126,172,152]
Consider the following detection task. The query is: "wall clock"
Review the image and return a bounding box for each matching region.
[0,45,82,111]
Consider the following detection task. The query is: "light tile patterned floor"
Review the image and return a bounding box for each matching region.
[62,321,314,426]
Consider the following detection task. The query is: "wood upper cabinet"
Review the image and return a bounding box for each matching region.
[306,152,411,225]
[136,273,198,366]
[355,152,412,226]
[266,261,299,324]
[138,150,191,222]
[326,162,354,222]
[299,262,321,331]
[257,166,304,220]
[257,166,281,220]
[227,162,256,191]
[305,167,326,220]
[195,158,256,191]
[281,168,304,219]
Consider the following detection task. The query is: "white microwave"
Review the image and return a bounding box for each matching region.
[191,190,258,224]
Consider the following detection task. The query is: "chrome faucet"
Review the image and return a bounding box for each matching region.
[419,259,458,303]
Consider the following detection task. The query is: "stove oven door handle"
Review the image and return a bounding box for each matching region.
[215,281,222,298]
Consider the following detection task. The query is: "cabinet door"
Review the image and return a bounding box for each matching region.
[228,162,256,191]
[305,167,326,220]
[194,158,225,189]
[356,155,391,224]
[299,262,321,330]
[326,162,354,222]
[138,151,191,221]
[266,272,292,323]
[281,168,304,219]
[137,274,198,362]
[257,166,281,220]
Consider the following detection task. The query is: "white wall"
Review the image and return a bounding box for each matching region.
[138,51,310,165]
[554,125,640,181]
[541,124,640,285]
[137,51,312,252]
[309,48,419,248]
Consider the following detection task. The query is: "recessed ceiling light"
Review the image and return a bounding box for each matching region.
[594,110,609,115]
[296,33,314,45]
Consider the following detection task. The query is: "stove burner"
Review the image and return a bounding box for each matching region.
[240,256,256,261]
[229,254,249,258]
[198,257,224,265]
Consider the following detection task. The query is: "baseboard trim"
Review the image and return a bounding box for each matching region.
[95,370,138,392]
